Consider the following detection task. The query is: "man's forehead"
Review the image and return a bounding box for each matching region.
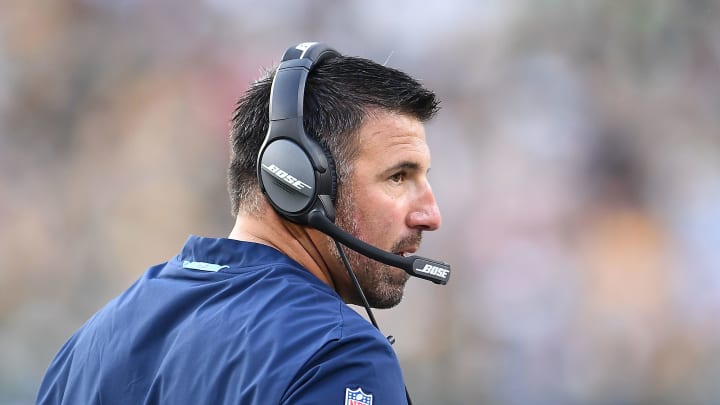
[351,113,431,172]
[355,112,427,149]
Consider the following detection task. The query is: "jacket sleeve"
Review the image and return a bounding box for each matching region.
[281,325,409,404]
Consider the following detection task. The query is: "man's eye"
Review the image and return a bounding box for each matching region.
[390,172,406,183]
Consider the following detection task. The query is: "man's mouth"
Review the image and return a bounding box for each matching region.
[394,248,417,258]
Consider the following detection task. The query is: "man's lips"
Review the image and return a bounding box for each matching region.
[394,247,417,257]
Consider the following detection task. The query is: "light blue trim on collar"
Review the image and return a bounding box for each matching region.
[182,260,229,272]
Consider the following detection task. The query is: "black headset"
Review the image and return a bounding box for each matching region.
[257,42,451,286]
[257,42,339,226]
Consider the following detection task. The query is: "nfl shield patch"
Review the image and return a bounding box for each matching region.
[344,387,373,405]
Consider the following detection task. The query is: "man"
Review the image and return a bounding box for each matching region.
[38,43,445,404]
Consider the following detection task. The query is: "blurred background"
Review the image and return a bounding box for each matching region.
[1,0,719,404]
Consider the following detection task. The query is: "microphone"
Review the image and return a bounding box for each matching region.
[307,210,451,285]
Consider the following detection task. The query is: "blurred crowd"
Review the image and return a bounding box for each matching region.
[1,1,719,404]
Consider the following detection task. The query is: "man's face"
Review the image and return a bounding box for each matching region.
[326,111,442,308]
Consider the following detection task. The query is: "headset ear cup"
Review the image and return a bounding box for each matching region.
[321,143,338,205]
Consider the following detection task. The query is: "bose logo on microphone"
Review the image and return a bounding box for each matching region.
[262,163,312,192]
[417,264,450,279]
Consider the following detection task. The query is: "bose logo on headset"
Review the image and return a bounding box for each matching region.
[261,163,313,193]
[295,42,317,52]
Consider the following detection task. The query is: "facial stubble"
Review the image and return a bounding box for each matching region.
[330,188,418,309]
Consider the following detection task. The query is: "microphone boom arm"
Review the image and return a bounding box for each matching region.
[307,210,451,285]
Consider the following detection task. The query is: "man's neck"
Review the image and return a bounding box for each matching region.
[228,208,336,289]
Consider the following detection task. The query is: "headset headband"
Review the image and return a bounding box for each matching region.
[269,42,340,123]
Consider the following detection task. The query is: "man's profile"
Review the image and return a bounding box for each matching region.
[37,42,450,405]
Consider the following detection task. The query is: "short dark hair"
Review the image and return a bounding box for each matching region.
[227,53,440,216]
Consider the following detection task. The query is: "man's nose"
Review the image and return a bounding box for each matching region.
[407,183,442,231]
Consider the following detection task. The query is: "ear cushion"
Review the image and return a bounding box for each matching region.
[319,141,338,205]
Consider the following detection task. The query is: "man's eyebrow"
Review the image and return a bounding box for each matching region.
[384,161,433,175]
[386,161,421,173]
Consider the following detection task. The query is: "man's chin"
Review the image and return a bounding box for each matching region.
[370,297,403,310]
[365,273,410,309]
[345,289,403,309]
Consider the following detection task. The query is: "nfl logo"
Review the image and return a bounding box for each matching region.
[345,387,373,405]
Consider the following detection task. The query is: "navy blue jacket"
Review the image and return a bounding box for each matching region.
[37,236,407,404]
